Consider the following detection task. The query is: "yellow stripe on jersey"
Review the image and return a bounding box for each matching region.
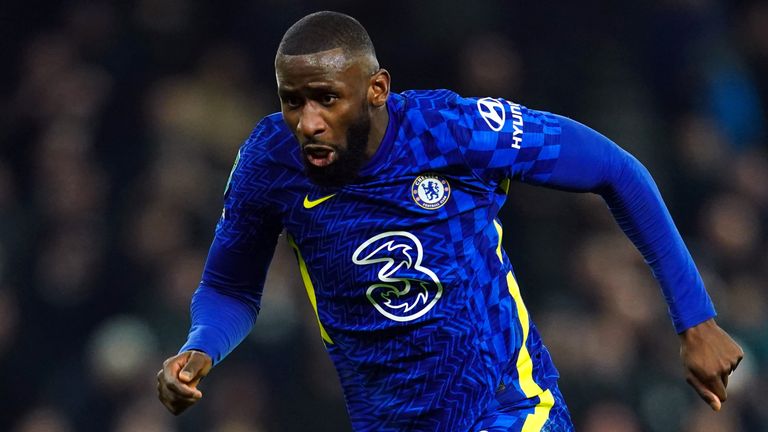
[523,389,554,432]
[493,222,554,430]
[507,272,554,431]
[499,178,511,195]
[287,235,333,344]
[493,220,504,263]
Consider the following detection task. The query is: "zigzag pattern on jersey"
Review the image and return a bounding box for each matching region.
[333,314,495,431]
[216,113,300,251]
[285,195,505,429]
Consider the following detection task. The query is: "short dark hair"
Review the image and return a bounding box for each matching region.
[277,11,376,58]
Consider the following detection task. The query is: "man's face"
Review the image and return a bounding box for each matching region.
[275,48,374,187]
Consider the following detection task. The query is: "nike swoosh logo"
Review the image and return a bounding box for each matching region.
[303,194,336,209]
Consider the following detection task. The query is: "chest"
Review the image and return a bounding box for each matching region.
[281,169,496,251]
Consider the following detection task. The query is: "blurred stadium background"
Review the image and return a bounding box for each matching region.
[1,0,767,431]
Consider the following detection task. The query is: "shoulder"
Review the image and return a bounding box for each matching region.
[399,89,480,121]
[242,112,293,151]
[400,89,505,114]
[224,113,302,205]
[400,89,463,110]
[225,113,303,198]
[396,89,471,139]
[238,112,301,168]
[399,89,509,132]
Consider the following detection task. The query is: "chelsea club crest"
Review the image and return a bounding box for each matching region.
[411,174,451,210]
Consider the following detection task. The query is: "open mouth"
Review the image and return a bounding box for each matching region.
[302,144,337,167]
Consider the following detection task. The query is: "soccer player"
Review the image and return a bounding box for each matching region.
[157,11,743,431]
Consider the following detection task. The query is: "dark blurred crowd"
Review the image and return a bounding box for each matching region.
[1,1,767,431]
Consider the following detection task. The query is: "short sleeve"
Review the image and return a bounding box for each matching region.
[216,119,284,253]
[454,96,563,186]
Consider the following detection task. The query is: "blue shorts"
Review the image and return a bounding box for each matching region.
[470,381,574,431]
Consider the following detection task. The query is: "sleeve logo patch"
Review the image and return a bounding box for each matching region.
[477,97,506,131]
[412,174,451,210]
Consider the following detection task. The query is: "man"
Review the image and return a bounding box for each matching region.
[157,11,743,431]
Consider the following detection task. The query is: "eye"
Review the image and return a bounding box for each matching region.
[320,94,338,106]
[282,95,301,109]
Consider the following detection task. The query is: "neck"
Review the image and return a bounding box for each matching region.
[365,101,390,160]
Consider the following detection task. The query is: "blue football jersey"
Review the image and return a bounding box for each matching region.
[215,90,563,430]
[182,89,715,431]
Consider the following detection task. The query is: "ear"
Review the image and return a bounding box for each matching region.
[368,68,390,108]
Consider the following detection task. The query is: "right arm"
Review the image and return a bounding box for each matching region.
[157,121,283,415]
[179,232,281,365]
[157,232,280,415]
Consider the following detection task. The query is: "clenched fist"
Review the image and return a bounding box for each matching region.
[157,350,213,415]
[680,319,743,411]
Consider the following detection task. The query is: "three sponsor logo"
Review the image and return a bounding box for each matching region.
[352,231,443,322]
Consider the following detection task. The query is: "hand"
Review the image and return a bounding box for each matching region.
[679,318,743,411]
[157,350,213,415]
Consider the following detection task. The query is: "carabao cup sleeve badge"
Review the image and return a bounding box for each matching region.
[411,174,451,210]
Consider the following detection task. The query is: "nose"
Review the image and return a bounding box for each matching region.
[297,102,326,141]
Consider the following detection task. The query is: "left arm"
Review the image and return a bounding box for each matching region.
[537,114,743,410]
[456,96,742,410]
